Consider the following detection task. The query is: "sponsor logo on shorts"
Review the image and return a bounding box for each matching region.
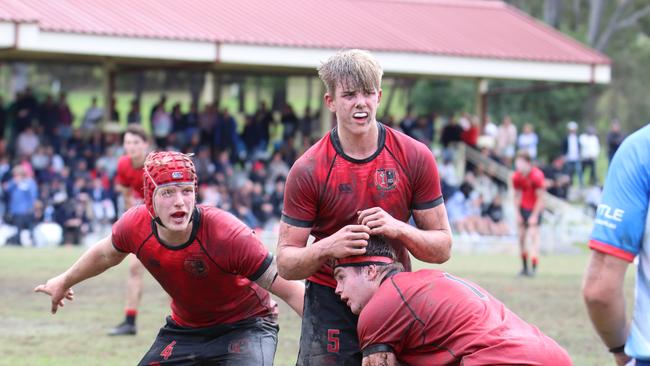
[160,340,176,360]
[375,168,398,191]
[183,255,209,277]
[228,339,249,354]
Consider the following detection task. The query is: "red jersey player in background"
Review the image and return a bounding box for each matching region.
[334,236,572,366]
[109,124,150,336]
[277,49,452,365]
[35,151,304,365]
[512,150,546,277]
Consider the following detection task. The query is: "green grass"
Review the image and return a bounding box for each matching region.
[1,246,633,365]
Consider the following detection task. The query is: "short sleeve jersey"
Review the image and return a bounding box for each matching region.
[358,270,572,365]
[589,124,650,359]
[282,123,443,287]
[112,205,274,328]
[115,155,145,199]
[511,166,545,210]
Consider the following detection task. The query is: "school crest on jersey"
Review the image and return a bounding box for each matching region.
[183,255,209,278]
[375,168,398,191]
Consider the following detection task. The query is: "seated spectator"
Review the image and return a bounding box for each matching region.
[543,155,571,199]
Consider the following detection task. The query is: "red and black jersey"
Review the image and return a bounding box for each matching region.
[115,155,145,199]
[359,270,572,365]
[512,166,545,210]
[112,205,274,328]
[282,123,443,288]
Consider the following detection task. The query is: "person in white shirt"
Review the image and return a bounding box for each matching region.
[561,121,582,187]
[580,125,601,186]
[517,123,539,160]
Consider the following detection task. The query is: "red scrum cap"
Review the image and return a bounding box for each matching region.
[143,151,197,218]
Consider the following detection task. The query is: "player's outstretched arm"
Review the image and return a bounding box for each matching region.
[358,206,451,264]
[34,235,128,314]
[362,352,399,366]
[277,222,370,280]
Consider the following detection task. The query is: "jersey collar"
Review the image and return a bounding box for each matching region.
[330,122,386,164]
[151,207,201,250]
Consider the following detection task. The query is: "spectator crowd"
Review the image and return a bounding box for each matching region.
[0,87,626,246]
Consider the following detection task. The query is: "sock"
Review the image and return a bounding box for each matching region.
[521,253,528,273]
[125,309,137,326]
[531,257,538,271]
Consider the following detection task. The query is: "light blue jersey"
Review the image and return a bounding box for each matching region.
[590,124,650,359]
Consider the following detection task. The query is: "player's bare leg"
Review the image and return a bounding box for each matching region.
[109,255,144,335]
[528,224,540,277]
[517,223,529,277]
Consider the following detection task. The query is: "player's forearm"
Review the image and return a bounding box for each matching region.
[62,239,125,288]
[270,277,305,317]
[394,222,451,264]
[584,286,628,349]
[277,244,328,280]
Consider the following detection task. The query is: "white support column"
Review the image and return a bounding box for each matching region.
[475,78,489,126]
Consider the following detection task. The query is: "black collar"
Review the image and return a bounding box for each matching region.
[330,122,386,163]
[151,207,201,250]
[380,268,402,285]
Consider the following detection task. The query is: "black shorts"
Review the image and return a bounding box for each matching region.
[138,316,278,366]
[520,208,542,228]
[296,281,361,366]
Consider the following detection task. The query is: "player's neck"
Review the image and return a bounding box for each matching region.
[130,155,145,168]
[156,223,193,246]
[337,122,379,160]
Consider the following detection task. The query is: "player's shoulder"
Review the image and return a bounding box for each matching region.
[117,155,131,167]
[197,205,250,237]
[531,166,545,179]
[288,133,335,176]
[114,205,150,232]
[384,124,429,151]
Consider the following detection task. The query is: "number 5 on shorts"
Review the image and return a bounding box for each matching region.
[327,329,340,353]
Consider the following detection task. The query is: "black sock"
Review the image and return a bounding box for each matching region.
[521,255,528,273]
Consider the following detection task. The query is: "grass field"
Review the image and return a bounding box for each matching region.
[1,246,633,366]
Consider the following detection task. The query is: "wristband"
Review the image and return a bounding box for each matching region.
[609,344,625,354]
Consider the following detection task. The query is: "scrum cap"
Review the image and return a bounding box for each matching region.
[143,151,197,218]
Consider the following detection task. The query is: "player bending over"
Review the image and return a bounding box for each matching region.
[334,235,572,366]
[35,151,304,365]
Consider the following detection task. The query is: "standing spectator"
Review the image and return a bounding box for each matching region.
[4,165,39,246]
[512,150,545,277]
[82,97,103,133]
[214,109,239,156]
[517,123,539,160]
[57,92,74,144]
[0,95,6,139]
[299,106,315,141]
[399,109,417,137]
[460,115,480,148]
[562,121,582,187]
[39,95,59,141]
[495,115,518,167]
[110,97,119,122]
[583,125,650,365]
[580,125,601,185]
[151,104,172,148]
[439,117,463,149]
[126,99,141,124]
[281,103,299,140]
[606,119,625,162]
[199,102,217,146]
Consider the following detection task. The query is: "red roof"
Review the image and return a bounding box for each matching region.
[0,0,610,64]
